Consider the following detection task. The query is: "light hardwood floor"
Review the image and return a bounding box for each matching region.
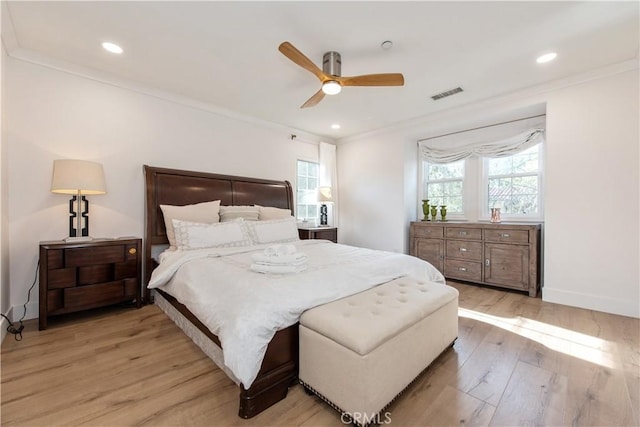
[2,281,638,426]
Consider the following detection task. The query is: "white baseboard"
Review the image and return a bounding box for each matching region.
[1,306,13,343]
[543,287,639,318]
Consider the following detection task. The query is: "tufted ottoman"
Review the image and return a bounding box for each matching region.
[299,277,458,424]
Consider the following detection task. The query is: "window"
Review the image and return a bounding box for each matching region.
[423,159,465,213]
[484,144,542,217]
[296,160,319,221]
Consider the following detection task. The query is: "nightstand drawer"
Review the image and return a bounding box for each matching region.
[65,245,124,267]
[444,259,482,281]
[64,281,125,308]
[48,268,76,289]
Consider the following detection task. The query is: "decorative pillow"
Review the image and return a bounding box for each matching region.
[256,205,293,220]
[160,200,221,250]
[172,219,253,250]
[219,205,260,222]
[244,217,300,244]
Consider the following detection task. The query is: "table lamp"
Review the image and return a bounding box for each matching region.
[318,186,333,226]
[51,159,106,241]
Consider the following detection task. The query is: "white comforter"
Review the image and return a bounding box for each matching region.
[148,240,445,388]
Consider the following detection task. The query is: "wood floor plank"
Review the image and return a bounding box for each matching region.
[2,282,638,427]
[491,360,567,426]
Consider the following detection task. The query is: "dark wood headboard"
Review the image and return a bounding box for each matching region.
[143,165,294,300]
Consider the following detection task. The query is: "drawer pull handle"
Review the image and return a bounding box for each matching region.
[458,267,467,272]
[459,231,467,236]
[501,233,510,238]
[128,248,137,255]
[426,230,431,233]
[459,248,468,252]
[485,259,490,266]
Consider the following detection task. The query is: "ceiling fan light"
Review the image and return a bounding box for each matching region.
[322,81,342,95]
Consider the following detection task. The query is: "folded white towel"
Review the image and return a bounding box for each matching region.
[252,252,307,265]
[263,244,297,257]
[250,263,307,274]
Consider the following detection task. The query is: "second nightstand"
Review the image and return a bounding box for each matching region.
[298,226,338,243]
[39,238,142,330]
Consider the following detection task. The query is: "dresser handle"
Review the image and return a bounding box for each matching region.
[459,231,467,236]
[485,259,490,266]
[501,233,510,238]
[458,267,467,272]
[459,248,468,252]
[128,248,137,255]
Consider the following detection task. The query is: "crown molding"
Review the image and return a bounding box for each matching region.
[3,45,329,145]
[339,58,640,144]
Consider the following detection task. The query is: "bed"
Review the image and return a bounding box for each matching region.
[143,165,446,419]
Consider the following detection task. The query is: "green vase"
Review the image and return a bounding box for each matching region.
[430,206,438,221]
[440,205,447,222]
[421,199,430,221]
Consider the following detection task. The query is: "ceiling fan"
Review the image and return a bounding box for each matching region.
[278,41,405,108]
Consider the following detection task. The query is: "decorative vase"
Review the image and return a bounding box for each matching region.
[440,205,447,222]
[421,200,430,221]
[490,207,501,223]
[430,206,438,221]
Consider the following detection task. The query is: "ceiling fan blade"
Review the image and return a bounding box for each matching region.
[301,89,326,109]
[338,73,405,87]
[279,42,327,82]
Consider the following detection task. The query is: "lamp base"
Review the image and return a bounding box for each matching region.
[64,236,94,243]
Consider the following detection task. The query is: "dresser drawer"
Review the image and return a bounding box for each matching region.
[444,259,482,281]
[411,225,444,238]
[484,229,529,244]
[446,240,482,261]
[446,227,482,240]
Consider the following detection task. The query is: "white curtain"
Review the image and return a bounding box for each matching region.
[418,115,546,163]
[319,142,338,227]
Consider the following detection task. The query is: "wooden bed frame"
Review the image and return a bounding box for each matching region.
[143,165,298,418]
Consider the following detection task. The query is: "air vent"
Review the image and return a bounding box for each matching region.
[431,87,464,101]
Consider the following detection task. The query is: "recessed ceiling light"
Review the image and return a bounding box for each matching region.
[381,40,393,50]
[331,124,341,130]
[536,52,557,64]
[102,42,123,54]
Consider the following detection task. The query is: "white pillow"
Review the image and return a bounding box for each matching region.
[172,219,253,250]
[256,205,293,220]
[160,200,221,250]
[244,217,300,244]
[219,205,260,222]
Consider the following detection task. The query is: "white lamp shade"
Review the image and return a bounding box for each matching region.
[318,186,333,202]
[51,159,107,195]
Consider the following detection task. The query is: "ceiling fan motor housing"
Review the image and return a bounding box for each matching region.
[323,51,341,77]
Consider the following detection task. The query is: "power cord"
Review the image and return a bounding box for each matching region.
[1,259,39,341]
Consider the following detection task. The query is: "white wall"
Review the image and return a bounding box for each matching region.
[337,64,639,318]
[1,34,10,341]
[5,57,321,320]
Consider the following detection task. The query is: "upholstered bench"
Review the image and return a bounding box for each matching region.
[299,277,459,425]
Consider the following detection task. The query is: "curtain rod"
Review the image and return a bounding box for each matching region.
[418,113,546,143]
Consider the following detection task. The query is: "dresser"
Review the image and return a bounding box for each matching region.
[39,238,142,330]
[410,222,541,296]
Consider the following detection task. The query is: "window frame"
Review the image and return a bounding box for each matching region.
[295,159,320,222]
[479,143,544,221]
[419,158,471,221]
[418,144,544,222]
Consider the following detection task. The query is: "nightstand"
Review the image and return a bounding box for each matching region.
[298,226,338,243]
[39,238,142,330]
